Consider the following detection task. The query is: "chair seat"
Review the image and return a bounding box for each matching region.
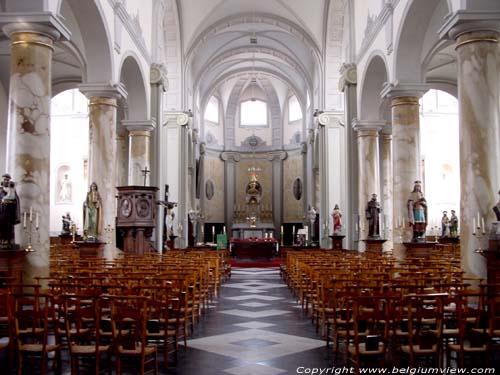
[20,343,60,352]
[401,344,438,354]
[448,343,487,352]
[71,344,110,354]
[118,345,157,356]
[348,342,385,355]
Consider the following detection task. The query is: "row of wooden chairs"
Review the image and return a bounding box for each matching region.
[281,250,500,372]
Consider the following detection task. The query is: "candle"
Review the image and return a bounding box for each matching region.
[35,213,39,229]
[473,217,476,235]
[23,212,26,228]
[477,212,481,228]
[293,225,295,234]
[482,217,485,234]
[212,226,215,235]
[223,225,226,234]
[280,225,283,234]
[29,206,32,222]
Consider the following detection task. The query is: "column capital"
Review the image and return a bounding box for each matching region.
[220,152,241,162]
[317,112,343,127]
[381,81,429,99]
[438,10,500,41]
[352,119,386,133]
[0,12,71,41]
[150,63,169,91]
[79,83,128,101]
[267,151,287,162]
[338,62,357,92]
[121,119,156,133]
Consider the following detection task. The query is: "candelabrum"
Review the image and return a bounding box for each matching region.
[472,221,487,251]
[22,209,39,252]
[188,209,203,243]
[70,223,78,243]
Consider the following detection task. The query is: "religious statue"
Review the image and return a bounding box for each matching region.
[59,173,72,202]
[365,194,381,238]
[332,204,342,234]
[0,174,21,248]
[441,211,450,238]
[493,190,500,221]
[407,180,427,242]
[83,182,102,241]
[61,212,72,235]
[449,210,458,238]
[158,184,177,241]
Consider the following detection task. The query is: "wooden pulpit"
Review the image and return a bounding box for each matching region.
[116,186,158,254]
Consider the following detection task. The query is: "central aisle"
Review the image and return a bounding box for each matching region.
[170,267,333,375]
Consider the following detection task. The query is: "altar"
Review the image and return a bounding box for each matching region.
[230,237,278,259]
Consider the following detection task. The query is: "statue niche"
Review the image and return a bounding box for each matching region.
[245,167,262,226]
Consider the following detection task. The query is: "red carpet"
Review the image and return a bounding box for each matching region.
[230,258,282,268]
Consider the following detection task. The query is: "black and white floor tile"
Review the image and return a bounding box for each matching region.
[169,267,333,375]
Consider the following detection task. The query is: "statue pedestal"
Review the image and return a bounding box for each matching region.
[57,233,83,245]
[0,248,26,285]
[72,241,105,258]
[363,238,387,255]
[329,235,345,250]
[403,241,438,258]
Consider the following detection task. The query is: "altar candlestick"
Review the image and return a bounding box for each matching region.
[29,206,32,222]
[481,217,485,234]
[23,212,26,228]
[35,213,39,229]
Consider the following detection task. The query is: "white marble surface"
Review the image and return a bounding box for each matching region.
[381,133,393,252]
[88,97,117,257]
[115,130,128,187]
[456,30,500,277]
[356,127,380,247]
[391,97,421,253]
[6,32,54,269]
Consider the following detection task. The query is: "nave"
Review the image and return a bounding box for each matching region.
[172,267,329,375]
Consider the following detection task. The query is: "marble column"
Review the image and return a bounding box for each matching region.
[123,120,155,186]
[115,128,129,187]
[269,151,287,233]
[3,24,62,270]
[440,18,500,276]
[221,152,241,234]
[339,63,358,249]
[150,63,168,250]
[353,121,383,250]
[317,117,329,248]
[381,131,393,252]
[177,113,190,249]
[79,84,127,258]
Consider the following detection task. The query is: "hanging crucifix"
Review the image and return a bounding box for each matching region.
[141,166,150,186]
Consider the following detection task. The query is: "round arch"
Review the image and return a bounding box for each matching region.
[118,54,149,121]
[358,51,389,121]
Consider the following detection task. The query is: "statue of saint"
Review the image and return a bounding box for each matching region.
[61,213,72,235]
[59,174,72,202]
[449,210,458,238]
[441,211,450,238]
[365,194,381,238]
[332,204,342,234]
[83,182,102,240]
[0,174,21,247]
[407,180,427,242]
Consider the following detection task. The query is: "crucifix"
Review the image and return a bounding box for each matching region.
[141,166,150,186]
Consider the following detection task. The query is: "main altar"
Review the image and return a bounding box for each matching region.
[229,163,277,258]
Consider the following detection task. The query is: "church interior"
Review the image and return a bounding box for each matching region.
[0,0,500,373]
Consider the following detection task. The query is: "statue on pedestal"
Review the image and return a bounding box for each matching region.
[332,204,342,234]
[365,194,381,238]
[441,211,450,238]
[407,180,427,242]
[449,210,458,237]
[0,173,21,248]
[83,182,102,241]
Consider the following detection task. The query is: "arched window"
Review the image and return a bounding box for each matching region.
[288,95,302,122]
[204,96,219,123]
[240,99,267,126]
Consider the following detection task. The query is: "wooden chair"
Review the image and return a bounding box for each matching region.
[111,297,158,375]
[14,293,62,375]
[347,295,391,374]
[64,295,111,374]
[0,289,13,370]
[400,293,445,368]
[446,293,490,368]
